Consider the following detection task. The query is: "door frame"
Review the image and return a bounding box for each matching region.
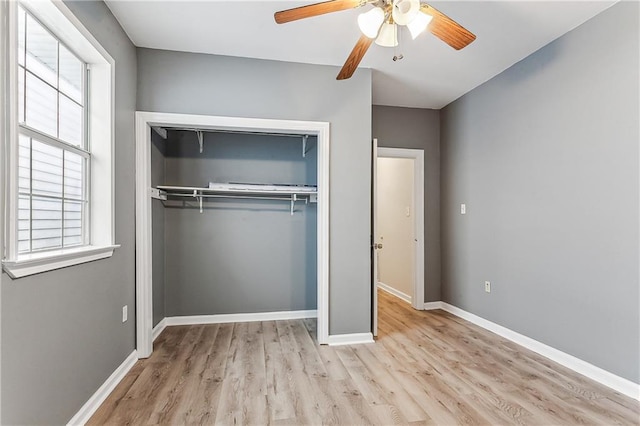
[0,0,9,418]
[135,111,330,357]
[372,139,378,336]
[375,147,425,311]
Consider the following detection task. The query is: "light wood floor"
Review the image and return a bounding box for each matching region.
[89,290,639,425]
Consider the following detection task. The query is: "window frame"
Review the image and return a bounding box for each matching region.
[17,8,91,254]
[2,0,118,279]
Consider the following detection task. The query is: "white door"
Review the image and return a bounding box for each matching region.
[372,138,379,336]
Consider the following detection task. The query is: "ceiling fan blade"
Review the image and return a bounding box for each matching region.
[337,34,374,80]
[421,4,476,50]
[275,0,362,24]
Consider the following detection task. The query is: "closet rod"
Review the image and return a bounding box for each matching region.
[162,191,310,215]
[163,193,311,202]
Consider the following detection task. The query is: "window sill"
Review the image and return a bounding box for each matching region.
[2,244,120,279]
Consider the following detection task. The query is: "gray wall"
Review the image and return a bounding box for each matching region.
[137,49,372,335]
[372,106,441,302]
[151,131,166,326]
[1,1,137,424]
[441,2,639,383]
[161,131,317,316]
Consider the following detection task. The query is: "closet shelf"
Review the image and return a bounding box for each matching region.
[154,183,317,215]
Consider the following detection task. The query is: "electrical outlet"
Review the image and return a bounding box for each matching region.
[461,204,466,215]
[485,281,491,293]
[122,305,128,323]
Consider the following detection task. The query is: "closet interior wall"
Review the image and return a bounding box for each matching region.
[151,130,317,322]
[151,131,167,326]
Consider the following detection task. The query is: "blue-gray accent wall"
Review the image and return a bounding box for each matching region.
[136,48,373,335]
[373,105,441,302]
[1,1,137,424]
[158,131,317,317]
[440,1,639,383]
[151,131,166,326]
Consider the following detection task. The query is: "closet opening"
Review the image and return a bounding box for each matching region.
[135,112,330,358]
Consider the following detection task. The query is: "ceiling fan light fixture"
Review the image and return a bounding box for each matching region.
[375,22,398,47]
[357,7,384,38]
[391,0,420,26]
[407,11,433,39]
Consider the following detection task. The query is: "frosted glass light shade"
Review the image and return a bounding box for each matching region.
[392,0,420,26]
[375,23,398,47]
[357,7,384,39]
[407,11,433,39]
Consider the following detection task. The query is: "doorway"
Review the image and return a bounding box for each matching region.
[372,147,424,336]
[135,111,330,357]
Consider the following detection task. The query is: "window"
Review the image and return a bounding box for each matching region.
[18,6,89,254]
[2,0,117,278]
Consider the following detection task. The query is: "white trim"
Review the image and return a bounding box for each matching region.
[2,245,119,278]
[316,118,330,346]
[376,148,425,311]
[4,0,19,263]
[422,301,443,310]
[0,1,8,419]
[327,332,375,346]
[371,138,380,337]
[377,282,411,304]
[22,0,113,64]
[372,138,378,337]
[135,114,153,358]
[152,318,167,342]
[165,310,318,326]
[439,303,640,401]
[67,350,138,426]
[135,111,331,358]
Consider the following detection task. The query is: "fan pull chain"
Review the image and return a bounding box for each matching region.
[393,24,404,61]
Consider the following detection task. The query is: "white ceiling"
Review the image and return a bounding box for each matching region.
[105,0,617,109]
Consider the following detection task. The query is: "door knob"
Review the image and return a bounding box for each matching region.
[374,243,383,249]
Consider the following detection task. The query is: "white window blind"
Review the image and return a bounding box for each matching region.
[17,5,89,254]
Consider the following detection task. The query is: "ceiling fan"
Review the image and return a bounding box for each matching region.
[274,0,476,80]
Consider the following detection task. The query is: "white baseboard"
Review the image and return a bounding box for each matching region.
[377,282,411,304]
[327,332,374,346]
[422,301,444,310]
[67,350,138,425]
[152,318,167,342]
[439,302,640,401]
[165,309,317,326]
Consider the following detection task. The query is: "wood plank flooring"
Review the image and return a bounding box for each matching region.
[89,290,640,425]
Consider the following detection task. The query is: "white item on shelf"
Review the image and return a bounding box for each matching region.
[208,182,316,193]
